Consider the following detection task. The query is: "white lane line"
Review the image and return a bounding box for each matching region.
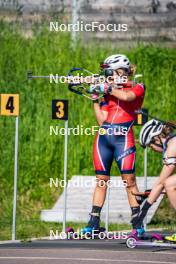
[72,249,176,255]
[0,257,175,263]
[0,241,21,245]
[0,248,176,256]
[154,252,176,255]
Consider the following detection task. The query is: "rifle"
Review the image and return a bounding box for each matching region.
[27,67,143,100]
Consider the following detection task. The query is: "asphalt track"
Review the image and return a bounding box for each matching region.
[0,238,176,264]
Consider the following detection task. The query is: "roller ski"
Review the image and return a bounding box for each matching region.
[127,235,176,249]
[65,226,107,240]
[126,230,176,249]
[151,233,176,248]
[126,228,164,248]
[165,233,176,243]
[80,226,126,240]
[66,226,125,240]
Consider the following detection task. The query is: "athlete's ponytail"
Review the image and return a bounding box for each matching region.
[161,125,174,137]
[129,64,136,76]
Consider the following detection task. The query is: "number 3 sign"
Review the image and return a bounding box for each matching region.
[0,94,19,116]
[52,99,68,120]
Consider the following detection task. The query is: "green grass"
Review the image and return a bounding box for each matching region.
[0,221,132,241]
[1,219,175,241]
[0,21,176,240]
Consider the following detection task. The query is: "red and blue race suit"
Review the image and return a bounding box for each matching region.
[93,82,145,176]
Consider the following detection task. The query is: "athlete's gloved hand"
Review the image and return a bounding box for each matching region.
[89,83,109,94]
[91,93,99,101]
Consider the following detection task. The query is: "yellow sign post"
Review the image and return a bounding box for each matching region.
[0,94,20,241]
[134,108,148,126]
[52,99,68,233]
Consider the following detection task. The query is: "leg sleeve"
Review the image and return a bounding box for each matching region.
[93,133,114,176]
[114,134,136,174]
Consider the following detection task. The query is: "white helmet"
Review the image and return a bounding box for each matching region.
[102,54,130,71]
[139,119,164,147]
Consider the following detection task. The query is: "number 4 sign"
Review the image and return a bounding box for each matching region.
[0,94,19,116]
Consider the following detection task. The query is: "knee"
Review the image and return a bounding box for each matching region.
[122,174,136,188]
[164,177,175,192]
[96,175,110,188]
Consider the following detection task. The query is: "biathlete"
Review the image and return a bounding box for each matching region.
[131,119,176,241]
[81,54,145,234]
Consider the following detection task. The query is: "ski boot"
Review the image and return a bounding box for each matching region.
[129,227,145,239]
[65,226,103,240]
[80,226,106,239]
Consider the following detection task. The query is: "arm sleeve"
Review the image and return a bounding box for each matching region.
[131,83,145,98]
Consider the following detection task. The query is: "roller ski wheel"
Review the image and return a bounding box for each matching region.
[126,230,139,248]
[65,227,75,239]
[66,227,74,233]
[126,236,137,248]
[126,228,146,248]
